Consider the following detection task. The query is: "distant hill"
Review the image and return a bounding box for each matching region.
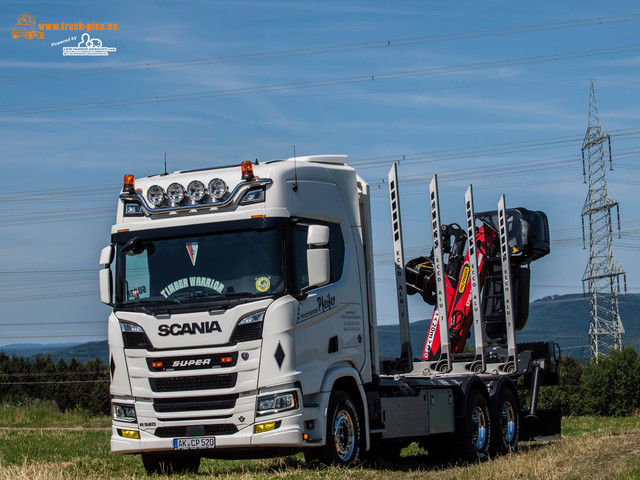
[0,343,79,357]
[520,293,640,359]
[39,340,109,364]
[0,341,108,364]
[2,293,637,364]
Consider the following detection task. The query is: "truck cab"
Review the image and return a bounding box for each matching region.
[101,156,379,472]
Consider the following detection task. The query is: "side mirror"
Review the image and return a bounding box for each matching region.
[306,225,330,290]
[99,245,114,306]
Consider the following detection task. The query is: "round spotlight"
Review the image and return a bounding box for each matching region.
[186,180,206,202]
[208,178,227,201]
[147,185,165,206]
[167,183,185,205]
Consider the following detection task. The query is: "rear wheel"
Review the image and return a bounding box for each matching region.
[492,386,519,455]
[304,390,363,466]
[457,389,491,462]
[141,453,200,474]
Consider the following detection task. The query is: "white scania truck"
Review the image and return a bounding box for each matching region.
[99,155,560,473]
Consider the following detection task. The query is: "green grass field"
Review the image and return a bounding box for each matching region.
[1,402,639,479]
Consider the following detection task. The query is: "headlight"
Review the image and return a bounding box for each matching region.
[112,403,137,422]
[239,311,264,325]
[256,391,298,416]
[120,322,144,333]
[240,187,265,205]
[147,185,165,206]
[119,322,152,349]
[208,178,227,201]
[167,183,185,205]
[230,310,265,343]
[187,180,206,202]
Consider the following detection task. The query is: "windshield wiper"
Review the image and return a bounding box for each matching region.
[185,291,258,299]
[122,298,182,305]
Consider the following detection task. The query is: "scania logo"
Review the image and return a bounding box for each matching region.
[172,358,212,368]
[158,321,222,337]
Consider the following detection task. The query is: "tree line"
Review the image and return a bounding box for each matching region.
[0,352,109,415]
[538,345,640,416]
[1,346,639,417]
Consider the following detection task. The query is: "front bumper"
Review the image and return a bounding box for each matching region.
[111,410,306,454]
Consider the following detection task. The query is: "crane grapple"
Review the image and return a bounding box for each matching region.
[406,207,550,360]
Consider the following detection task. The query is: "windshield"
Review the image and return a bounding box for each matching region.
[114,225,285,309]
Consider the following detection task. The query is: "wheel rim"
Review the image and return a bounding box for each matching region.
[501,401,516,444]
[471,405,488,450]
[333,409,355,461]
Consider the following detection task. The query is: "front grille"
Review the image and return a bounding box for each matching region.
[153,394,238,413]
[149,373,237,392]
[147,353,238,372]
[154,424,238,438]
[230,322,263,343]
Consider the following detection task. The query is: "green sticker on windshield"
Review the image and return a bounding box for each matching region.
[255,277,270,293]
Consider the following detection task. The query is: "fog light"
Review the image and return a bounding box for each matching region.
[254,421,280,434]
[118,429,140,439]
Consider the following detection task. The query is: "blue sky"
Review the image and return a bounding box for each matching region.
[1,1,638,347]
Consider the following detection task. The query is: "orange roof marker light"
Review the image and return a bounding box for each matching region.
[123,174,135,194]
[241,161,255,181]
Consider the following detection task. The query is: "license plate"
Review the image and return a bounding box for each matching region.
[173,437,216,450]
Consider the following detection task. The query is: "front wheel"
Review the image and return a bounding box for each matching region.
[304,390,363,466]
[492,386,519,455]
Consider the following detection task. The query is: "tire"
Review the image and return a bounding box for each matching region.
[304,390,363,466]
[457,389,491,462]
[141,453,200,474]
[492,386,519,455]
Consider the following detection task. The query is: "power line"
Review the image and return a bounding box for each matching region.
[3,14,639,83]
[2,44,640,117]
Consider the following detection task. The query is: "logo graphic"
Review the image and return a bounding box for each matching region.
[255,276,270,293]
[186,242,199,266]
[458,266,470,293]
[12,11,44,39]
[62,33,116,56]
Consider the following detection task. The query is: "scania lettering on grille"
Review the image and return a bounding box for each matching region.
[172,358,212,368]
[158,321,222,336]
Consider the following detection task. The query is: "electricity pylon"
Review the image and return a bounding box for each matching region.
[581,80,626,359]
